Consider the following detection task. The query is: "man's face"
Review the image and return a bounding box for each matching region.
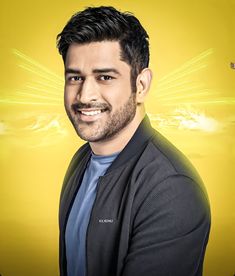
[64,41,137,142]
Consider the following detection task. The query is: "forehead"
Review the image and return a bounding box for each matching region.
[65,41,130,72]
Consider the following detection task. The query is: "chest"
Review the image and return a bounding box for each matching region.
[86,171,137,276]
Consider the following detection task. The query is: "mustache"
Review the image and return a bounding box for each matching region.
[72,102,111,111]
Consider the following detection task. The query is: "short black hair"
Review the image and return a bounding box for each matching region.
[56,6,150,92]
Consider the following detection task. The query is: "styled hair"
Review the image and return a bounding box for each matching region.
[56,6,150,92]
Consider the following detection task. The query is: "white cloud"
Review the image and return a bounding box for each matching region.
[148,107,220,133]
[0,121,9,135]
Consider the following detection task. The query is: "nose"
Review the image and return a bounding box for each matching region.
[77,77,98,103]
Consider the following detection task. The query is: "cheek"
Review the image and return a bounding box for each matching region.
[106,84,132,106]
[64,87,75,104]
[64,91,69,105]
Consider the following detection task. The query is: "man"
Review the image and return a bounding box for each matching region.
[57,6,211,276]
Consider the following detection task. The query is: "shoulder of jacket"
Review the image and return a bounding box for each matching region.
[71,142,90,162]
[144,130,202,181]
[60,142,90,195]
[132,135,209,210]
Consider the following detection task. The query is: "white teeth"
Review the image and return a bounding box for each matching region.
[80,110,102,116]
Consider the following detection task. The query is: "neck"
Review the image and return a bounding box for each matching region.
[90,110,145,156]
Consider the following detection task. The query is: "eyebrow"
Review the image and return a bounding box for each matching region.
[65,68,121,75]
[65,68,81,75]
[92,68,121,75]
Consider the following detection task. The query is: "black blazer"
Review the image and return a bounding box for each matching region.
[59,115,211,276]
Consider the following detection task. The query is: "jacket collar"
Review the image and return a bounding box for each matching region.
[81,115,154,174]
[105,114,154,173]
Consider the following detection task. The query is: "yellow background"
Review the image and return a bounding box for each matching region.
[0,0,234,275]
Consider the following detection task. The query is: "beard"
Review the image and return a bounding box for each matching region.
[65,93,137,142]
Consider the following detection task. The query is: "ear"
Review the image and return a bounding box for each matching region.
[136,68,152,104]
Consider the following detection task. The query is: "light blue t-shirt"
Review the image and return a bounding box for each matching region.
[65,151,119,276]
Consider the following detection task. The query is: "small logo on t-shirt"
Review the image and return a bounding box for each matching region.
[98,219,114,223]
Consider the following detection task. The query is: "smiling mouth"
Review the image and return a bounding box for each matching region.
[76,108,109,116]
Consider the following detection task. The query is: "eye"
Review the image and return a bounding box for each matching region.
[98,75,114,81]
[67,76,84,82]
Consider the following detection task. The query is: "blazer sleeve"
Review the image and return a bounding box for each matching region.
[121,175,211,276]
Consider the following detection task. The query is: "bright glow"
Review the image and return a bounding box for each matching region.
[0,49,63,106]
[0,48,234,147]
[174,108,219,132]
[25,114,67,135]
[148,107,220,133]
[0,121,8,135]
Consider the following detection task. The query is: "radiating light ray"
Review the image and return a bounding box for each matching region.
[0,99,61,105]
[157,64,208,90]
[154,49,214,106]
[158,90,215,102]
[34,79,63,91]
[15,90,61,102]
[150,48,234,109]
[157,85,207,99]
[26,85,62,97]
[156,80,202,94]
[162,98,235,106]
[18,63,63,86]
[13,49,63,83]
[0,49,64,106]
[157,48,214,87]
